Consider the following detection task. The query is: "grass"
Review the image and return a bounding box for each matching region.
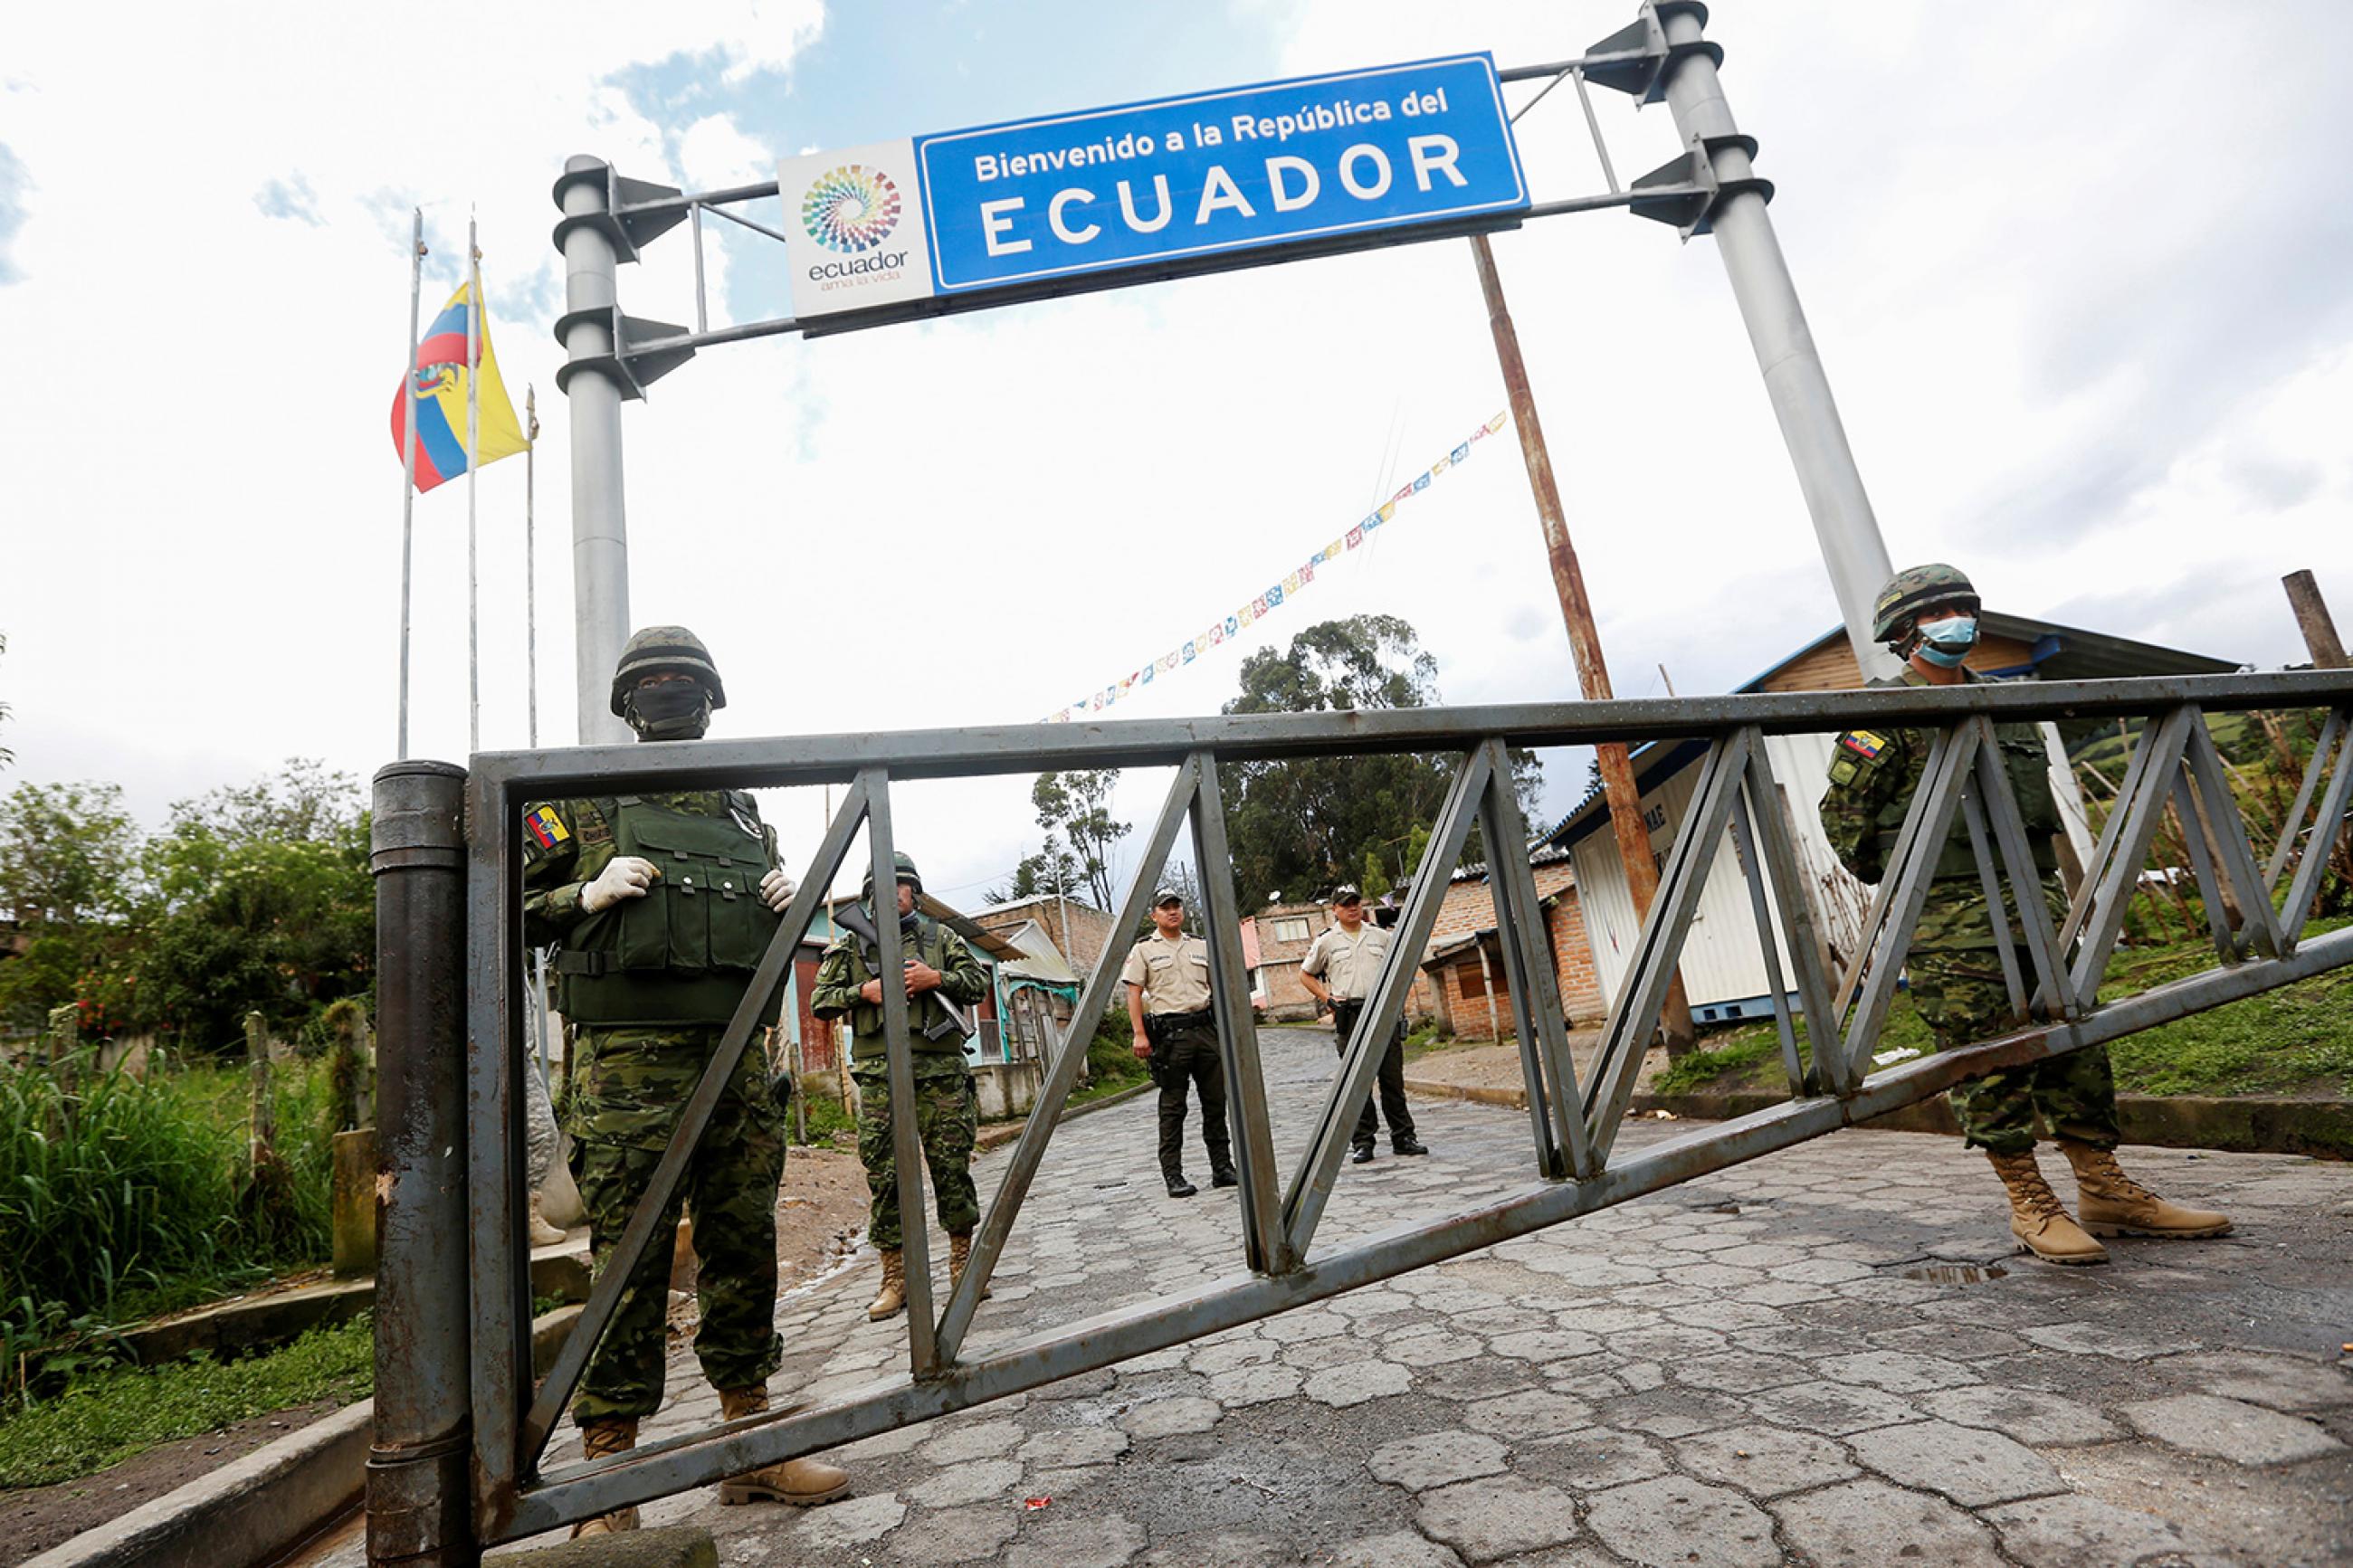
[0,1055,339,1405]
[0,1315,373,1490]
[1646,917,2353,1100]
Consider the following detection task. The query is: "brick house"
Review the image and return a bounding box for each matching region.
[1240,854,1605,1038]
[972,893,1118,976]
[1250,900,1335,1021]
[1414,851,1605,1041]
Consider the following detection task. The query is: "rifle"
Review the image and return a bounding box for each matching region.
[833,901,976,1042]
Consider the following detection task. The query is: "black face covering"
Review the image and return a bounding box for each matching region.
[625,683,711,740]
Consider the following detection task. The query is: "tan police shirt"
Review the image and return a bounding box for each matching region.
[1301,921,1393,1002]
[1122,931,1214,1013]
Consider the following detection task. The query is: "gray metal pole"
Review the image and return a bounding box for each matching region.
[397,211,425,761]
[465,218,482,756]
[367,761,477,1568]
[525,385,538,749]
[1653,5,1900,680]
[557,157,634,747]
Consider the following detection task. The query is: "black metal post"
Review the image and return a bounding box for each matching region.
[368,761,479,1568]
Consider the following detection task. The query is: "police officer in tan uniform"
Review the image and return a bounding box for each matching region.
[1300,886,1427,1164]
[1123,889,1235,1198]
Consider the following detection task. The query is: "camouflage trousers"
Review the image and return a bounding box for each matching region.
[565,1026,785,1422]
[853,1060,980,1250]
[1910,949,2120,1157]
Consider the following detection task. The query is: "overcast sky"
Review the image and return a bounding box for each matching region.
[4,2,2348,908]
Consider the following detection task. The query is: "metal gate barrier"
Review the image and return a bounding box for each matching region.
[365,670,2353,1563]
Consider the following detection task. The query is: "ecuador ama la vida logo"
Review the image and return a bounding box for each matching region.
[798,163,914,298]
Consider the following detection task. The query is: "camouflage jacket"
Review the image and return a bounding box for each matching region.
[811,913,987,1069]
[1818,670,2065,951]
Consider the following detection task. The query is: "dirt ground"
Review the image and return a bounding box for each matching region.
[2,1145,872,1565]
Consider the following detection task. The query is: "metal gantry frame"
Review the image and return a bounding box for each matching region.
[548,0,1912,752]
[366,670,2353,1561]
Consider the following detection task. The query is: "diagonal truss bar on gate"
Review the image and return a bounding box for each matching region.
[1963,717,2073,1023]
[1958,786,2031,1022]
[2177,720,2284,962]
[2264,708,2346,898]
[861,772,941,1377]
[1190,757,1290,1274]
[1835,722,1982,1086]
[1584,729,1752,1162]
[1827,726,1955,1026]
[2067,708,2196,1012]
[1474,737,1588,1180]
[2280,708,2353,944]
[1281,746,1491,1260]
[2058,708,2177,957]
[935,757,1205,1360]
[1723,733,1835,1099]
[519,775,872,1471]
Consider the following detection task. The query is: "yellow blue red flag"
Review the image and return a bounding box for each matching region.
[390,281,527,492]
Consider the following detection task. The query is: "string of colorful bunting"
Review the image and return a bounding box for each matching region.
[1043,410,1511,723]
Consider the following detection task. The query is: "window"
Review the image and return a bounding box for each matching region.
[1458,961,1509,1000]
[1272,917,1310,943]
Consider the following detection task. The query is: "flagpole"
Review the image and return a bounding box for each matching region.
[397,209,425,761]
[466,213,481,755]
[525,385,539,750]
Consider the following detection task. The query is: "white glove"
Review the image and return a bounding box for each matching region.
[758,867,796,913]
[581,855,660,914]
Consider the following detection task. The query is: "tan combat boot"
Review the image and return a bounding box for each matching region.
[866,1248,906,1320]
[1986,1149,2108,1265]
[569,1416,641,1537]
[715,1386,852,1506]
[2057,1140,2233,1239]
[948,1231,992,1300]
[527,1191,567,1248]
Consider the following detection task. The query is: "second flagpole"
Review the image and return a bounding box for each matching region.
[465,214,482,755]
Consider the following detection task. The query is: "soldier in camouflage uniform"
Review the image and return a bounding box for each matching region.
[810,851,991,1320]
[524,627,850,1535]
[1820,566,2229,1265]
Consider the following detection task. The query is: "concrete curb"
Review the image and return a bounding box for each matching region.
[1403,1074,2353,1158]
[21,1399,373,1568]
[24,1307,587,1568]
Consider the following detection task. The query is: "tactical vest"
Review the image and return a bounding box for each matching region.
[840,916,968,1063]
[555,794,784,1027]
[1863,720,2064,882]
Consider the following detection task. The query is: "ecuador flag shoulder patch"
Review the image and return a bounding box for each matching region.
[526,806,571,850]
[1837,730,1889,762]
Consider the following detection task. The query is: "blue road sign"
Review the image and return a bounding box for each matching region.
[912,54,1528,298]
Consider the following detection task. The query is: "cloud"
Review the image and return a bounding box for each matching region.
[0,143,28,283]
[253,173,322,226]
[1,0,2348,904]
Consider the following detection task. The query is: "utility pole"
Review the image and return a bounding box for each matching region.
[2284,570,2347,670]
[1470,233,1696,1057]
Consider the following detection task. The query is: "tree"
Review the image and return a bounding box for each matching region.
[0,781,144,1031]
[1221,616,1541,908]
[987,834,1080,907]
[1031,770,1129,910]
[0,632,14,770]
[0,781,140,927]
[135,759,373,1050]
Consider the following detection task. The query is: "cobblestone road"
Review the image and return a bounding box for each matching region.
[385,1026,2353,1565]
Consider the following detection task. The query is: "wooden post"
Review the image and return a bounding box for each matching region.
[1471,235,1698,1057]
[2284,570,2348,670]
[244,1010,275,1163]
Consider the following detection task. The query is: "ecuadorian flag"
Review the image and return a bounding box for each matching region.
[390,281,527,492]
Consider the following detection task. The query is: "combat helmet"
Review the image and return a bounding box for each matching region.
[608,626,728,716]
[1871,565,1980,644]
[862,851,924,899]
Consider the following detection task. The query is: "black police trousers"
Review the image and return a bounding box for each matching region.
[1150,1015,1230,1180]
[1331,999,1416,1150]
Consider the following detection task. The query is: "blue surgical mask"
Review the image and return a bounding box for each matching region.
[1914,613,1977,668]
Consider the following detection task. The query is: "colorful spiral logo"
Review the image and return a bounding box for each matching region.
[802,165,902,254]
